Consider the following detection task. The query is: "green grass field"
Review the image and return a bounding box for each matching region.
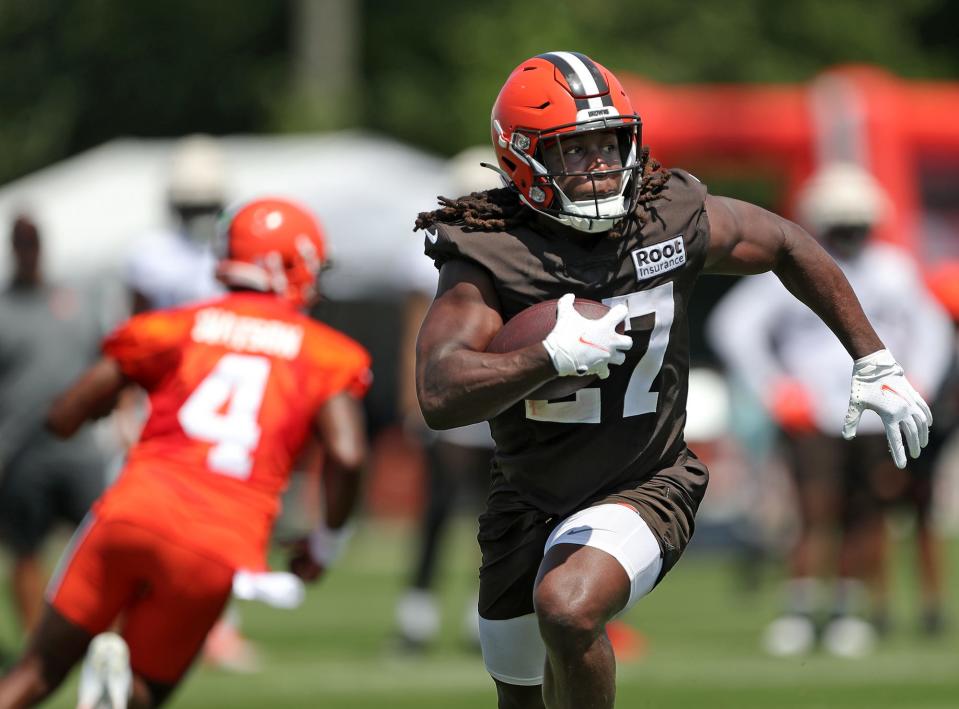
[2,519,957,708]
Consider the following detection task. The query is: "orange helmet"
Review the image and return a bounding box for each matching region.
[216,197,327,308]
[490,52,642,233]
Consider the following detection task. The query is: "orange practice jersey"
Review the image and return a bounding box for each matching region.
[95,292,371,571]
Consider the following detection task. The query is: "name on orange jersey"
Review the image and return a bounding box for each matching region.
[191,308,304,359]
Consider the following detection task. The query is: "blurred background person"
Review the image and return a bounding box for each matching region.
[394,147,497,651]
[708,162,954,657]
[0,196,372,709]
[896,296,959,637]
[114,134,229,457]
[124,134,226,314]
[0,215,109,639]
[919,264,959,635]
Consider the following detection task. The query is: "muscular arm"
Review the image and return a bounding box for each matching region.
[704,194,883,359]
[416,259,558,429]
[398,291,430,427]
[313,392,367,529]
[46,357,127,438]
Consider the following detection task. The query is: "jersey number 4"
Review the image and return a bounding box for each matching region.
[178,353,272,478]
[526,282,674,424]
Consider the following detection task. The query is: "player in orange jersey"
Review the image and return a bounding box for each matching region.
[0,198,372,709]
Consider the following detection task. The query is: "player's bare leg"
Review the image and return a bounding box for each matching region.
[915,510,946,634]
[0,604,91,707]
[818,511,880,658]
[137,679,180,709]
[201,608,260,673]
[534,544,630,709]
[763,468,838,655]
[838,507,888,622]
[0,605,171,709]
[790,472,840,587]
[492,679,545,709]
[12,554,45,633]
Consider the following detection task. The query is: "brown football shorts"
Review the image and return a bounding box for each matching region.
[477,448,709,620]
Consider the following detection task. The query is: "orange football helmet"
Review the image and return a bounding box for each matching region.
[490,52,642,233]
[216,197,327,308]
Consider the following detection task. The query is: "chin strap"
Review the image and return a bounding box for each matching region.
[553,211,620,234]
[485,162,635,234]
[517,192,620,234]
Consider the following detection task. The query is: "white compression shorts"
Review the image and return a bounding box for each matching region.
[478,503,663,686]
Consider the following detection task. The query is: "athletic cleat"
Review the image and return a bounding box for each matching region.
[395,589,440,650]
[76,632,132,709]
[821,616,877,658]
[761,614,816,657]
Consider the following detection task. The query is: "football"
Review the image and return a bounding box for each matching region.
[487,298,616,400]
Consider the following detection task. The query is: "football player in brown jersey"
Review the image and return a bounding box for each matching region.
[414,52,932,709]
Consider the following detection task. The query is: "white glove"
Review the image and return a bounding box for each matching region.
[842,349,933,469]
[542,293,633,379]
[232,570,305,609]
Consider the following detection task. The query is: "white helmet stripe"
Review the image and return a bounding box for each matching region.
[550,51,606,110]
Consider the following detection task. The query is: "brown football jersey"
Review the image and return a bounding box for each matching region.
[423,169,710,516]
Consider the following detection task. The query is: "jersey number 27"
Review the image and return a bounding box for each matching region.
[526,282,674,424]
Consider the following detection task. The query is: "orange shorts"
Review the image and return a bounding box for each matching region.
[47,514,234,683]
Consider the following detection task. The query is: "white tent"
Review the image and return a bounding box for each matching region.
[0,131,453,299]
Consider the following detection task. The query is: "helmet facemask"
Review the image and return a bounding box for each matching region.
[507,116,642,234]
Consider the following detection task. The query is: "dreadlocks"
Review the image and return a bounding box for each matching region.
[414,186,528,233]
[414,146,671,237]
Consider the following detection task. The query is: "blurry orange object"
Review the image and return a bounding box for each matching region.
[202,617,261,674]
[606,621,646,662]
[926,262,959,321]
[769,379,818,434]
